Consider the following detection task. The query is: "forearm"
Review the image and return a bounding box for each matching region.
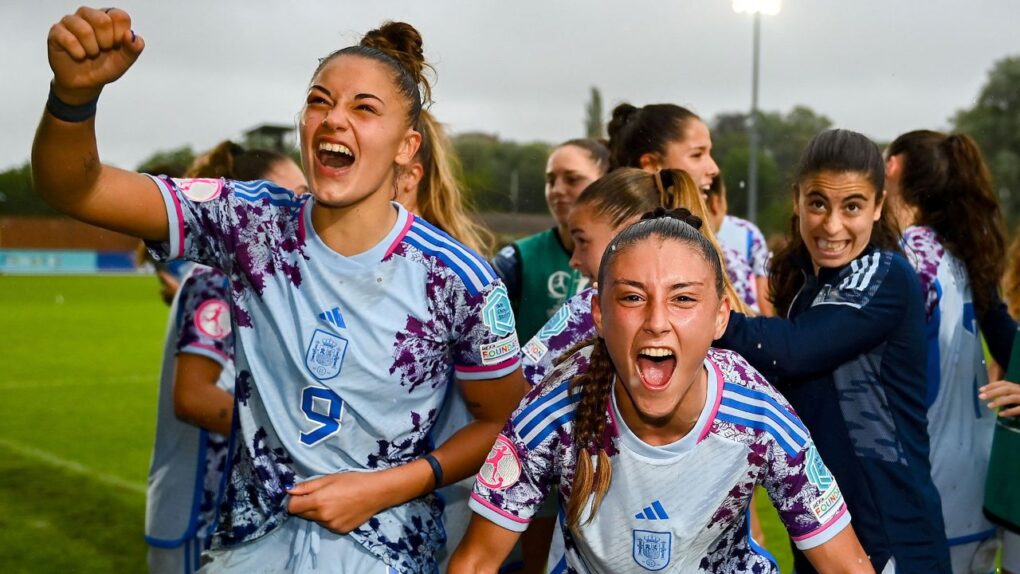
[174,383,233,436]
[31,104,103,215]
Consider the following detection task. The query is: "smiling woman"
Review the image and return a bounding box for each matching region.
[449,209,874,574]
[717,129,951,574]
[31,6,527,573]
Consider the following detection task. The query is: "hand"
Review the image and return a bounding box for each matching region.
[979,380,1020,417]
[48,7,144,104]
[286,471,396,534]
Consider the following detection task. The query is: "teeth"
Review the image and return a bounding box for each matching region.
[318,142,353,156]
[639,347,674,358]
[818,239,847,250]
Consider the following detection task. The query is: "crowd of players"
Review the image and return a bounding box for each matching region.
[31,6,1020,574]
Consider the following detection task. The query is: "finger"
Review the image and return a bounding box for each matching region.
[106,8,133,48]
[61,14,100,58]
[117,31,145,63]
[1000,405,1020,417]
[287,493,317,516]
[79,7,115,50]
[286,477,325,496]
[48,23,87,62]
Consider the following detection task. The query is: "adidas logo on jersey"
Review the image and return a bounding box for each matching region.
[635,500,669,520]
[317,307,346,329]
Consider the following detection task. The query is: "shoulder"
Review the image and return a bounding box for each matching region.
[513,228,555,250]
[816,248,915,308]
[901,226,944,278]
[511,346,591,446]
[710,349,809,456]
[179,265,230,306]
[400,214,499,298]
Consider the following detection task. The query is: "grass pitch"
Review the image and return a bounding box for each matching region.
[0,274,793,572]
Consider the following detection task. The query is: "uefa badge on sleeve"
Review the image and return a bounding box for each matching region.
[304,329,348,380]
[632,530,672,571]
[482,284,516,337]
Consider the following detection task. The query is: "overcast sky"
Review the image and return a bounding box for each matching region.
[3,1,1017,171]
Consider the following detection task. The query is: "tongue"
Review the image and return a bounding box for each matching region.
[637,357,676,388]
[318,150,354,169]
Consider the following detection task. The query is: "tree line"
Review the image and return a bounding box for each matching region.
[2,55,1018,238]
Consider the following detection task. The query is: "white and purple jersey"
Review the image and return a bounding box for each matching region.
[716,215,769,313]
[146,265,235,550]
[146,176,521,573]
[471,346,850,573]
[903,226,996,546]
[521,288,596,387]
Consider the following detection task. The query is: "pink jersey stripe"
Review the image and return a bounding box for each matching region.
[297,200,307,245]
[697,359,726,443]
[455,356,520,373]
[183,342,230,362]
[470,492,530,524]
[384,212,415,260]
[165,178,186,258]
[790,504,848,542]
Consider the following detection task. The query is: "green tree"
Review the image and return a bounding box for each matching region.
[710,106,832,236]
[0,162,56,215]
[585,87,604,140]
[952,55,1020,224]
[453,133,551,214]
[135,146,195,176]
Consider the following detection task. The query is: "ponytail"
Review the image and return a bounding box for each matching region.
[888,130,1006,317]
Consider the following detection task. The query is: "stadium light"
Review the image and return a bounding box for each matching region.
[732,0,781,223]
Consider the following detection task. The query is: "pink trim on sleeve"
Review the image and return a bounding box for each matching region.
[469,492,530,524]
[384,213,415,259]
[165,179,187,259]
[455,356,521,374]
[697,360,726,443]
[791,504,849,542]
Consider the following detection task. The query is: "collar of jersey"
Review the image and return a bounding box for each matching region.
[302,200,410,269]
[609,357,721,461]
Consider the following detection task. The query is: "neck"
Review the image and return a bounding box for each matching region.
[311,193,398,257]
[614,366,708,446]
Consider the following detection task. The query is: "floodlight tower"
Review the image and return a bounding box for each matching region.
[732,0,781,223]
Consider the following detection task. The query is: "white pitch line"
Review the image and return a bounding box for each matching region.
[0,437,146,495]
[0,374,152,391]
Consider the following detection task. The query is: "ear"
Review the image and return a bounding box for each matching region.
[395,129,422,167]
[394,162,425,209]
[873,190,885,223]
[885,154,901,180]
[713,293,731,340]
[638,152,661,173]
[592,293,604,338]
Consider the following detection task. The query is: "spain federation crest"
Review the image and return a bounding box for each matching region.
[633,530,672,571]
[482,284,515,337]
[305,329,348,380]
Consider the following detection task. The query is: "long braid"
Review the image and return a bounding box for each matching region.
[566,337,616,529]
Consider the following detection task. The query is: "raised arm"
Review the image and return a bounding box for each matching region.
[33,6,168,240]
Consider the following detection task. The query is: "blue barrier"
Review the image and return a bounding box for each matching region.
[0,249,136,274]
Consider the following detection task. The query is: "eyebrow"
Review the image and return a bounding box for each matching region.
[611,279,703,290]
[354,93,384,105]
[309,84,331,97]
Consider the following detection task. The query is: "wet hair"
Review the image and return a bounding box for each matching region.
[411,109,494,256]
[185,140,288,181]
[557,138,611,176]
[566,208,723,529]
[313,21,432,126]
[574,167,749,313]
[769,129,902,315]
[887,130,1007,317]
[607,103,700,170]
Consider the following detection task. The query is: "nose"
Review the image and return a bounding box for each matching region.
[705,154,720,179]
[643,298,670,336]
[321,105,350,131]
[822,211,842,234]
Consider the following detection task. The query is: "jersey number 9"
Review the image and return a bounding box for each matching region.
[300,386,345,446]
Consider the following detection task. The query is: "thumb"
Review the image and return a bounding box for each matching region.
[119,29,144,60]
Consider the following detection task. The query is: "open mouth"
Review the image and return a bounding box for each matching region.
[815,238,850,255]
[316,141,355,170]
[636,347,676,390]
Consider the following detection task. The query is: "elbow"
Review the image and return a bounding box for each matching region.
[172,396,198,426]
[447,549,495,574]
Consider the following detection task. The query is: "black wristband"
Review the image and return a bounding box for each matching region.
[46,83,98,123]
[423,453,444,488]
